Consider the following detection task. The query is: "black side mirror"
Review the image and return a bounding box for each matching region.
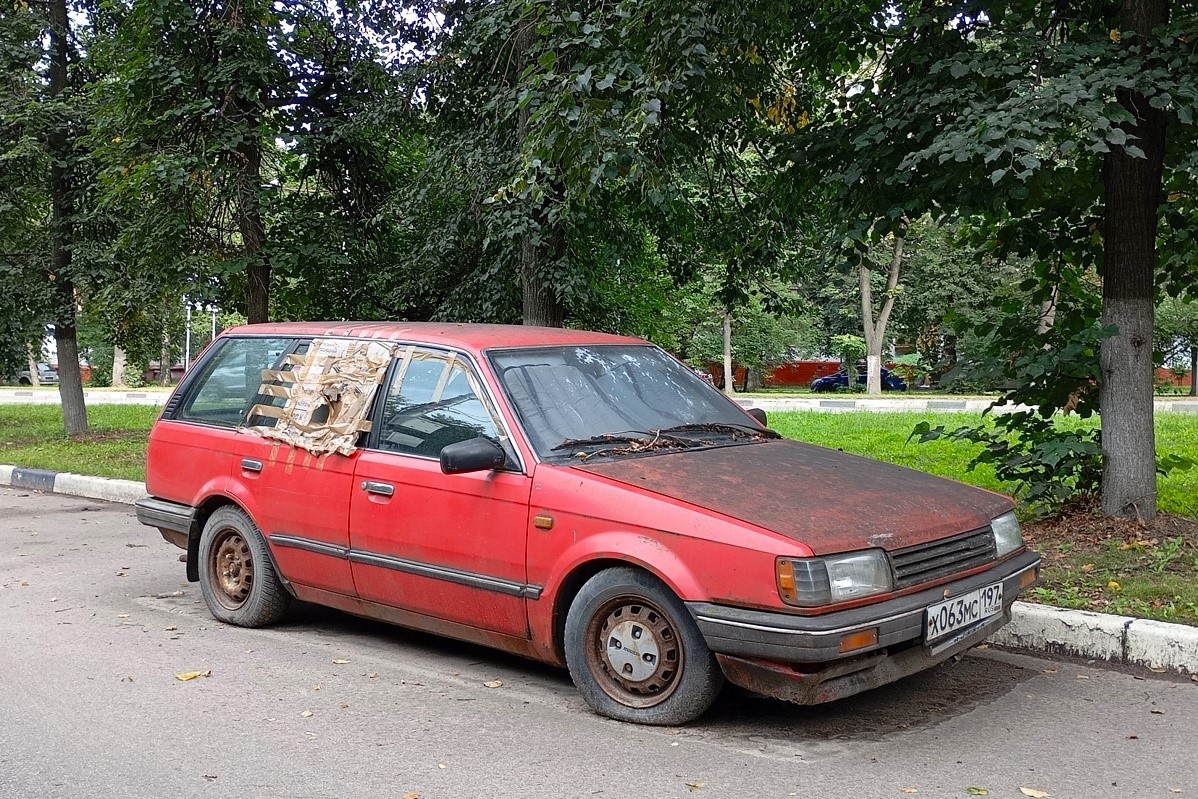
[440,436,508,475]
[746,407,768,426]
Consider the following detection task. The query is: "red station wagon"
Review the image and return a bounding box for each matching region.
[137,322,1040,725]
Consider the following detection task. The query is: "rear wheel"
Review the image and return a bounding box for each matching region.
[198,506,290,627]
[565,567,723,725]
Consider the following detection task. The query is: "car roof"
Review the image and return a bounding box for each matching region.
[220,322,644,352]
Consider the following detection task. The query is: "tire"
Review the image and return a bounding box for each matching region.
[18,377,30,386]
[197,506,291,627]
[564,567,723,725]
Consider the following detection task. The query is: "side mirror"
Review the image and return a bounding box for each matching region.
[440,436,508,475]
[746,407,768,426]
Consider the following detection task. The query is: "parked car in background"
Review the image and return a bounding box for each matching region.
[811,366,907,392]
[137,322,1037,725]
[17,362,58,385]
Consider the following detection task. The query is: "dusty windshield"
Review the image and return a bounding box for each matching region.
[489,345,776,459]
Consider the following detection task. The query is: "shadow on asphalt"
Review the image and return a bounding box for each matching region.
[278,602,1034,741]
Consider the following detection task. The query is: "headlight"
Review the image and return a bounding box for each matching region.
[991,511,1023,558]
[776,550,893,607]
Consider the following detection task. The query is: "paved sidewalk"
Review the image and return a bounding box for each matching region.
[2,462,1196,676]
[0,387,171,405]
[736,395,1198,414]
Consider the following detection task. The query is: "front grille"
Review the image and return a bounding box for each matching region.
[889,527,996,589]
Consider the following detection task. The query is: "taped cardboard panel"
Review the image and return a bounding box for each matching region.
[241,337,397,456]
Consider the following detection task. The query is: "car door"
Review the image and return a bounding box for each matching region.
[349,346,533,639]
[226,338,359,597]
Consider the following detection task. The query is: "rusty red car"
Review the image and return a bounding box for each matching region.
[136,322,1039,725]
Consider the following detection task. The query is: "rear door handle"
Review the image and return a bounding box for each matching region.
[361,481,394,497]
[241,458,263,472]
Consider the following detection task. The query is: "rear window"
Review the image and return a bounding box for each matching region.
[176,337,298,427]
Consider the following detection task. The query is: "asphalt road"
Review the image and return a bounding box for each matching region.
[2,489,1196,799]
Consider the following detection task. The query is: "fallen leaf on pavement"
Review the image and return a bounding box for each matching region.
[332,659,350,664]
[1148,664,1167,673]
[438,764,446,769]
[404,793,420,799]
[367,672,379,679]
[1019,789,1049,798]
[901,788,918,794]
[1076,675,1090,680]
[117,614,130,618]
[165,625,177,631]
[967,789,989,796]
[1042,668,1058,674]
[301,710,314,718]
[1169,790,1181,794]
[685,782,704,790]
[49,597,57,602]
[1190,674,1197,683]
[19,580,28,586]
[175,670,211,681]
[483,680,503,688]
[1150,708,1164,715]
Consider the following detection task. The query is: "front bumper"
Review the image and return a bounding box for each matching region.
[687,549,1039,704]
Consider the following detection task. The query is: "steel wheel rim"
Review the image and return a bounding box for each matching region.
[584,595,683,709]
[208,528,254,610]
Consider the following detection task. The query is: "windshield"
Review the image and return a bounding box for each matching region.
[489,345,769,458]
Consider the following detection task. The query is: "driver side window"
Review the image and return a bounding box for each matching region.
[376,348,501,458]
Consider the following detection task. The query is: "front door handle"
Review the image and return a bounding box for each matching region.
[361,481,395,497]
[241,458,263,472]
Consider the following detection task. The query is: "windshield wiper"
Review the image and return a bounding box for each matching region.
[551,430,699,454]
[658,422,781,440]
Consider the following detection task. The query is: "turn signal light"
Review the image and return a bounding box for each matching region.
[776,559,797,604]
[1020,569,1038,591]
[838,628,879,654]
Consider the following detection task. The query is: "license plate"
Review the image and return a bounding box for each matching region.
[925,583,1003,642]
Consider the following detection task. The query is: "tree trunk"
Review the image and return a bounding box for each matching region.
[514,14,564,328]
[1036,283,1060,335]
[859,227,905,395]
[722,308,735,394]
[236,137,270,324]
[112,346,127,388]
[26,345,40,387]
[159,327,171,387]
[1190,345,1197,397]
[1098,0,1168,521]
[520,218,565,327]
[47,0,87,435]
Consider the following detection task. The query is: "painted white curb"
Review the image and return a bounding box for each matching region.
[52,472,147,504]
[989,600,1198,675]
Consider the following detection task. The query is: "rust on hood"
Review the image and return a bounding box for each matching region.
[572,439,1012,554]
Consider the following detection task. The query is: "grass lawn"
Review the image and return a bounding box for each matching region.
[2,403,1196,624]
[0,404,159,481]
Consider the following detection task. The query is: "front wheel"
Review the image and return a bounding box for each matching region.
[198,506,291,627]
[564,567,723,725]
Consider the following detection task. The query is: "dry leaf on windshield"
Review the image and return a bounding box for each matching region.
[1019,789,1049,798]
[175,670,211,681]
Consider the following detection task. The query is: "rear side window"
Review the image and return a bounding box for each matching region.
[177,337,297,427]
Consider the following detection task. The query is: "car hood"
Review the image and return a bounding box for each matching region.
[570,439,1012,555]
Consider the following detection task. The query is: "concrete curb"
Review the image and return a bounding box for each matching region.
[3,463,1196,675]
[989,601,1198,675]
[1,465,146,505]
